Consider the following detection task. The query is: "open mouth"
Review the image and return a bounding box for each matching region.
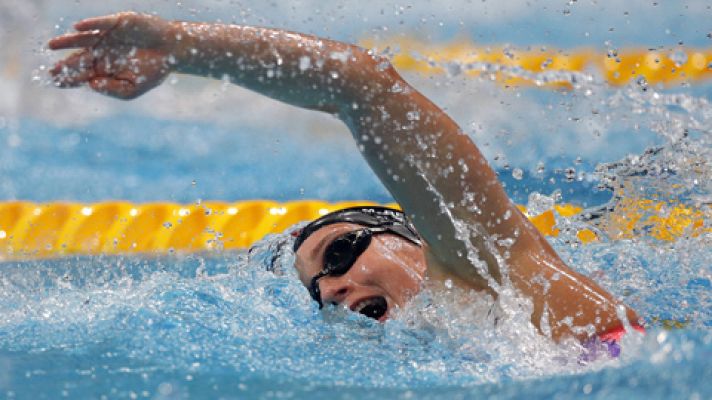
[352,296,388,320]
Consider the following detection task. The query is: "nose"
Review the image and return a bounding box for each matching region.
[318,276,351,306]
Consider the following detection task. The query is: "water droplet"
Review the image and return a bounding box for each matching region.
[564,168,576,182]
[503,209,512,220]
[512,168,523,180]
[636,75,649,91]
[536,162,546,175]
[670,49,688,67]
[329,51,349,63]
[446,62,462,77]
[582,384,592,394]
[298,56,311,71]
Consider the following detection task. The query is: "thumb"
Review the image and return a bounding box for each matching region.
[89,76,140,100]
[89,67,166,100]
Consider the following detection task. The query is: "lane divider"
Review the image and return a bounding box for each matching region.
[0,200,707,260]
[361,39,712,87]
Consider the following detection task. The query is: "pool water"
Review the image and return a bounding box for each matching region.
[1,1,712,398]
[1,75,711,398]
[0,239,709,399]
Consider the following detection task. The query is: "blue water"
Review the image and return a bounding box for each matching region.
[0,240,709,399]
[1,82,711,399]
[0,115,614,206]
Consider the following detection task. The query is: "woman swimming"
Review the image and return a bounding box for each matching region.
[48,12,642,344]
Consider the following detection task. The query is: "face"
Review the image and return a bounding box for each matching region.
[294,222,428,321]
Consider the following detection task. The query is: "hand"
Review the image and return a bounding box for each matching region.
[49,12,177,100]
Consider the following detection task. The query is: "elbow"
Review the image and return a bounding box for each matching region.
[339,45,406,103]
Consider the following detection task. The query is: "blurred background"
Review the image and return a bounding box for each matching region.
[1,0,711,204]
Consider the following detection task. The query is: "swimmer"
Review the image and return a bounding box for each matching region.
[48,12,643,345]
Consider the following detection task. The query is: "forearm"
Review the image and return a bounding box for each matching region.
[170,21,378,113]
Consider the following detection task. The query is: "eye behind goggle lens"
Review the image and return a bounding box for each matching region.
[323,229,372,275]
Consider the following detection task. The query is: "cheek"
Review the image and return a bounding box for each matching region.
[366,241,425,300]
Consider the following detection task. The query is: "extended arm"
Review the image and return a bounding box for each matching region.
[49,13,640,341]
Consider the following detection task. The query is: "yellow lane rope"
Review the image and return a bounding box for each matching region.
[0,200,707,260]
[361,39,712,87]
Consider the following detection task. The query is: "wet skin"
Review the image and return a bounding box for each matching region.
[294,223,428,320]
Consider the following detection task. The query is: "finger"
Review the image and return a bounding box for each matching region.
[50,50,95,87]
[89,76,139,100]
[48,31,103,50]
[74,13,134,31]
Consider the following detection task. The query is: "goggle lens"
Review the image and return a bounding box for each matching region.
[309,229,373,308]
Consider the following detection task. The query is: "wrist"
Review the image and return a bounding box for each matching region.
[167,21,198,73]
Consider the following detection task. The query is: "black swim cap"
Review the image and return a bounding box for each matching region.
[292,206,422,252]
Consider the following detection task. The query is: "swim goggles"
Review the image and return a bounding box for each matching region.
[292,206,423,308]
